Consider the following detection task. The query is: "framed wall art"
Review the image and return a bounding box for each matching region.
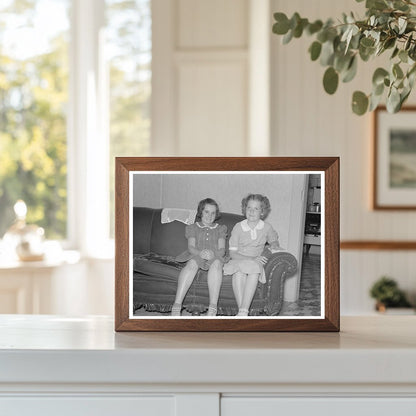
[115,157,339,332]
[374,106,416,210]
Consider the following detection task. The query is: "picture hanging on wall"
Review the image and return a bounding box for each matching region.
[114,157,339,332]
[374,106,416,209]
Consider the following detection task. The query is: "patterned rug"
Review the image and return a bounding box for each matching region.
[280,253,321,316]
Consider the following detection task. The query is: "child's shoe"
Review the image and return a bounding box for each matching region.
[207,305,217,317]
[236,308,249,316]
[171,303,182,316]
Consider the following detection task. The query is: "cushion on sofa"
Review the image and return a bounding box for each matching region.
[133,207,156,254]
[133,253,184,280]
[149,211,189,256]
[133,207,245,257]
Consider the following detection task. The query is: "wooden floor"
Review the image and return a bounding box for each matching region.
[280,253,321,316]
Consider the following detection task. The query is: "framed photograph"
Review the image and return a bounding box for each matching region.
[374,106,416,209]
[115,157,339,332]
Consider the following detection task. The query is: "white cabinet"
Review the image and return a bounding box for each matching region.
[1,315,416,415]
[0,254,114,315]
[222,398,416,416]
[1,397,175,416]
[0,259,83,314]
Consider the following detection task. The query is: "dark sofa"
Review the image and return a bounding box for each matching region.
[132,207,297,316]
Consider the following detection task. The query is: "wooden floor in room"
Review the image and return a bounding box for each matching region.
[280,253,321,317]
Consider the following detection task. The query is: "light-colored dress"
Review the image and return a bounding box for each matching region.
[175,222,227,270]
[223,219,278,283]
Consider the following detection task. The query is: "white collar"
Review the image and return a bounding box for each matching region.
[196,222,218,229]
[241,219,264,239]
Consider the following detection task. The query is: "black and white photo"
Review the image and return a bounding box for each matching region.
[130,172,323,319]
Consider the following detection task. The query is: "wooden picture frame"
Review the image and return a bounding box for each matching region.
[373,106,416,210]
[115,157,339,332]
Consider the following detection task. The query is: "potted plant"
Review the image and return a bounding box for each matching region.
[369,276,413,312]
[272,0,416,115]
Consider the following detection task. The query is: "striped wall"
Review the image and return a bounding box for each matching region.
[151,0,416,314]
[271,0,416,313]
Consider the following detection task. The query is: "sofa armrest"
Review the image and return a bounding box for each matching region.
[259,250,298,316]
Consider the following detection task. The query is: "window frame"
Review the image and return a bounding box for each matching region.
[67,0,111,257]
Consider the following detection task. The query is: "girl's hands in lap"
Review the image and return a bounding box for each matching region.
[200,249,215,260]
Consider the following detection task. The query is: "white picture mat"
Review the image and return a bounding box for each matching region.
[129,171,325,320]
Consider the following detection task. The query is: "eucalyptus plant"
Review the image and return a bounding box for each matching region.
[273,0,416,115]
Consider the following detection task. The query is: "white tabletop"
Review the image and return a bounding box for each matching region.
[0,315,415,386]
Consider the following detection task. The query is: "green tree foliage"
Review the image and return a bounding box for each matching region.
[0,2,68,238]
[0,0,151,239]
[273,0,416,115]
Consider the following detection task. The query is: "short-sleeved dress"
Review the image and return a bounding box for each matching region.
[175,222,227,270]
[223,219,278,283]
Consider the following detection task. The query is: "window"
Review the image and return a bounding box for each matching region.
[0,0,70,239]
[0,0,151,253]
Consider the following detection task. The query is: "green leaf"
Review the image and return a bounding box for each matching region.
[383,37,396,50]
[405,34,413,51]
[393,63,404,79]
[334,52,352,73]
[309,41,322,61]
[341,25,359,53]
[408,63,416,78]
[360,37,375,48]
[325,27,338,42]
[320,40,335,66]
[342,56,357,82]
[399,49,408,63]
[408,67,416,88]
[359,44,375,61]
[410,75,416,89]
[393,0,409,12]
[307,20,323,35]
[400,87,411,106]
[391,47,399,59]
[282,29,293,44]
[273,13,290,35]
[398,17,407,34]
[292,18,308,38]
[323,67,339,94]
[290,12,301,30]
[366,0,388,10]
[352,91,369,115]
[369,92,383,111]
[374,82,385,96]
[350,32,361,49]
[372,68,389,85]
[317,29,328,43]
[409,45,416,61]
[386,87,401,113]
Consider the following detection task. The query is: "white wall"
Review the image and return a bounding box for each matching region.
[152,0,267,156]
[271,0,416,313]
[133,173,307,251]
[53,0,416,316]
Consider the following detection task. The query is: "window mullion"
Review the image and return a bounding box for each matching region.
[69,0,109,256]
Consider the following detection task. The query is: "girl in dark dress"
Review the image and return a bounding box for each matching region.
[171,198,227,317]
